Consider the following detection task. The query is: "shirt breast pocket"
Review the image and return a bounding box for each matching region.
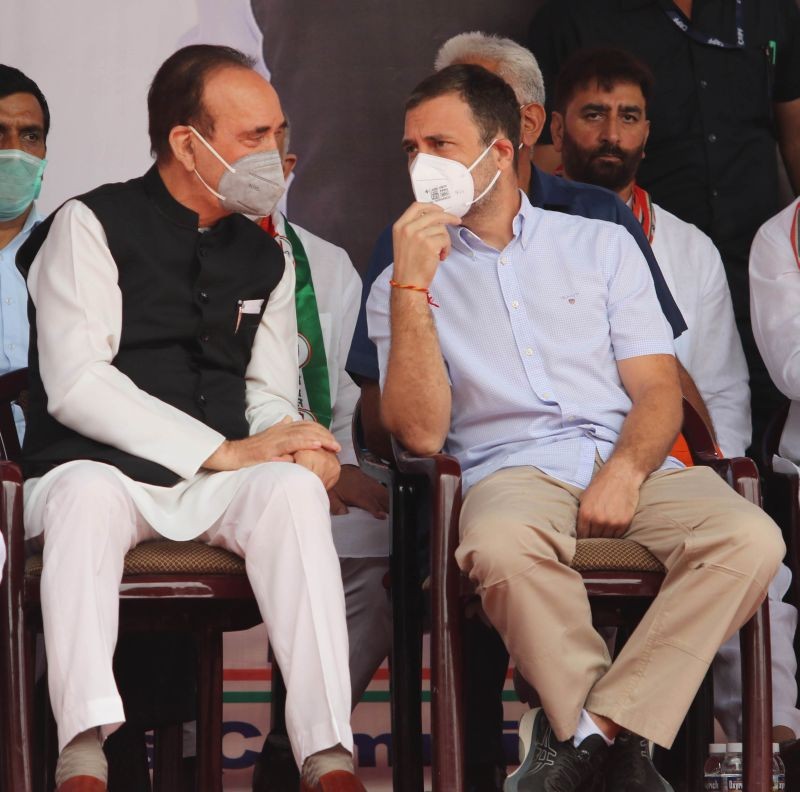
[536,288,610,348]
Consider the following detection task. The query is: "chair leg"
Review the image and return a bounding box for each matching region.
[390,481,425,792]
[152,722,183,792]
[430,473,465,792]
[741,600,772,792]
[195,629,223,792]
[682,670,714,792]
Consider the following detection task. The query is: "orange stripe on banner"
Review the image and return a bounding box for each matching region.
[223,667,518,682]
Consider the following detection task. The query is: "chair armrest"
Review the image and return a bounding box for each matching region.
[0,460,26,604]
[695,453,762,506]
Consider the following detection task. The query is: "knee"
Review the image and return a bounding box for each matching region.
[42,463,131,539]
[456,518,558,589]
[724,510,785,585]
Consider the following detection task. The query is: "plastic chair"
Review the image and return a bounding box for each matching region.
[0,368,266,792]
[356,398,774,792]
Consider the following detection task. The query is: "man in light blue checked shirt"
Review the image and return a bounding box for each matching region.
[367,64,785,792]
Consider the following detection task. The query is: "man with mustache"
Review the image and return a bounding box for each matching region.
[550,45,800,757]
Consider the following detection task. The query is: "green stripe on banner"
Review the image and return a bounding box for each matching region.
[223,691,521,705]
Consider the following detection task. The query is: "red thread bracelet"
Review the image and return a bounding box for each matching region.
[389,279,439,307]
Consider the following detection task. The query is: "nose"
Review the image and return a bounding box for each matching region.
[600,116,621,145]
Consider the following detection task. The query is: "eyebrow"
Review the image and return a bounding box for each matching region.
[579,102,643,115]
[0,122,44,134]
[400,133,450,149]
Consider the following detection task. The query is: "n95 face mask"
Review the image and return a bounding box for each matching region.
[189,126,286,218]
[408,139,501,218]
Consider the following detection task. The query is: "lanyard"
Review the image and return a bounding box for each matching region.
[660,0,746,49]
[631,185,656,244]
[260,215,333,428]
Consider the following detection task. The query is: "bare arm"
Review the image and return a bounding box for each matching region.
[577,353,682,538]
[380,202,460,455]
[776,98,800,195]
[677,360,717,445]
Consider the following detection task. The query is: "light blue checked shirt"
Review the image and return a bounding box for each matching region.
[0,204,40,439]
[367,192,682,492]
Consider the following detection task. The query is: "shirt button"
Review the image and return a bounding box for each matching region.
[500,257,508,265]
[711,189,719,198]
[198,290,209,303]
[708,133,717,143]
[200,333,210,343]
[512,300,519,309]
[542,393,552,401]
[198,394,207,406]
[7,344,14,351]
[699,79,708,89]
[4,298,11,305]
[525,347,533,356]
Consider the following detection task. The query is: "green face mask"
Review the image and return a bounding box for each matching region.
[0,149,47,221]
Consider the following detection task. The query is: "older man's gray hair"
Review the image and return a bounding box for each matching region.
[434,32,545,107]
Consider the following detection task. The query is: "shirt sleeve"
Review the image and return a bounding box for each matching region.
[345,224,394,383]
[750,205,800,400]
[245,258,304,434]
[27,200,225,480]
[606,226,676,361]
[681,233,751,457]
[774,0,800,103]
[365,269,393,390]
[613,198,688,339]
[329,250,363,466]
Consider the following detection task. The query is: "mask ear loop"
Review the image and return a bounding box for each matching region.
[467,138,502,206]
[188,125,237,173]
[188,125,234,201]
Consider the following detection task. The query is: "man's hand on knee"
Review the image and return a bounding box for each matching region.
[294,448,341,490]
[203,416,341,471]
[577,462,641,539]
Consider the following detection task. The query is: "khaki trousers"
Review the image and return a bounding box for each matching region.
[455,463,785,748]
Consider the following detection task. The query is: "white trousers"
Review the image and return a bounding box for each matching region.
[713,562,800,738]
[33,460,353,766]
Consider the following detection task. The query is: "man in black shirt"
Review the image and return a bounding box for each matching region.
[528,0,800,444]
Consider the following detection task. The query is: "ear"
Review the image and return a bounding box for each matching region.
[550,111,565,153]
[493,138,517,172]
[282,153,298,180]
[168,126,197,172]
[642,119,650,160]
[521,103,547,148]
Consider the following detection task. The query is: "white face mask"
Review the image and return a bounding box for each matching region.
[408,139,501,218]
[189,126,285,217]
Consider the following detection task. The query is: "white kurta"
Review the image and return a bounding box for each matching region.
[649,202,751,457]
[22,200,305,540]
[751,197,800,463]
[274,213,390,559]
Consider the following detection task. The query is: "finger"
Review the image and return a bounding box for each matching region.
[328,491,349,515]
[269,454,294,462]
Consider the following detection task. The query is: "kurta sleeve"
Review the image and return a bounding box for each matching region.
[27,200,225,480]
[750,204,800,400]
[245,258,303,434]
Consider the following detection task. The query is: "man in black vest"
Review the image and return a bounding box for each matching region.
[16,45,366,792]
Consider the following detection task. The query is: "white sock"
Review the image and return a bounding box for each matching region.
[300,744,354,786]
[54,728,108,786]
[573,709,615,748]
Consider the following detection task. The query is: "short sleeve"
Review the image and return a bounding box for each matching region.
[606,228,676,361]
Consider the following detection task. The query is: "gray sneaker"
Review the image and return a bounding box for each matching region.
[504,708,609,792]
[604,731,673,791]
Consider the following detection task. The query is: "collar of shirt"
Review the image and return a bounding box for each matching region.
[1,203,42,257]
[449,190,534,258]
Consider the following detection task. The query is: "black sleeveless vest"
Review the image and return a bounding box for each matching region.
[16,166,286,486]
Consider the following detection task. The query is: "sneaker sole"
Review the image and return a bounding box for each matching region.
[503,708,541,792]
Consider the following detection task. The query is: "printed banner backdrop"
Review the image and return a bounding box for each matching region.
[1,2,541,787]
